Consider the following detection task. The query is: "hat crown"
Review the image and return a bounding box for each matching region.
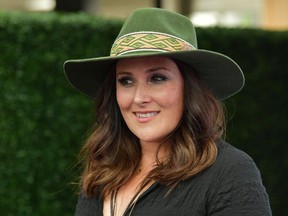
[117,8,197,46]
[110,8,198,56]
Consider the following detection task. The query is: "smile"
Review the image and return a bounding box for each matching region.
[135,112,159,118]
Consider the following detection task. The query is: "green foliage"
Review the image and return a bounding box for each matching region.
[0,11,121,215]
[0,11,287,215]
[197,27,288,216]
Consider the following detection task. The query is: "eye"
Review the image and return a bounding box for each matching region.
[149,74,167,83]
[117,76,134,86]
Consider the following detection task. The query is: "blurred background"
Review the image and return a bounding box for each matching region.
[0,0,287,216]
[0,0,288,30]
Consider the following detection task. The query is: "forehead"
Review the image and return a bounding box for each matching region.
[116,56,177,72]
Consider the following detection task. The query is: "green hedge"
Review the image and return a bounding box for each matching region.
[0,11,287,215]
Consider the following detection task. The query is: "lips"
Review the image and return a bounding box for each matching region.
[134,111,159,119]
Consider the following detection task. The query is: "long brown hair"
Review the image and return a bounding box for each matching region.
[78,59,225,197]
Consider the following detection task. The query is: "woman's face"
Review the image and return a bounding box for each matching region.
[116,56,184,145]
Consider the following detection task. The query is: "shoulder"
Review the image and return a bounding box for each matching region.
[74,192,101,216]
[207,139,262,180]
[196,139,263,193]
[210,140,263,191]
[216,139,254,168]
[204,140,272,216]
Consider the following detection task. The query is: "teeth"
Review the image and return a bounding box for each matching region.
[136,112,158,118]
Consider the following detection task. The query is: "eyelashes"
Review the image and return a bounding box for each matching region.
[117,76,134,86]
[117,74,168,87]
[150,74,167,83]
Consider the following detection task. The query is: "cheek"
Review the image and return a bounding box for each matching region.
[116,89,132,111]
[159,85,184,111]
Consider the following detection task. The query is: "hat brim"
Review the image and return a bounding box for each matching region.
[64,50,244,100]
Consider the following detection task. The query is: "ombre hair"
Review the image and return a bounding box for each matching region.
[78,59,225,197]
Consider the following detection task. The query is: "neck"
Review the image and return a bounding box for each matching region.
[139,140,168,171]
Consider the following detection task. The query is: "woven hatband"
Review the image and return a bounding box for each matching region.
[111,31,195,56]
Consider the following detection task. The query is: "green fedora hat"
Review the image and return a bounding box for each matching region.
[64,7,244,100]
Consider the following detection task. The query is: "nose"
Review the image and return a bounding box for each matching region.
[133,83,151,106]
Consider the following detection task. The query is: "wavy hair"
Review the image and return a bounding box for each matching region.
[78,59,225,197]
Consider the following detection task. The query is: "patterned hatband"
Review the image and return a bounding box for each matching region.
[110,31,196,56]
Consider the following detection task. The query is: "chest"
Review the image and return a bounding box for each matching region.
[105,181,209,216]
[76,176,212,216]
[131,183,208,216]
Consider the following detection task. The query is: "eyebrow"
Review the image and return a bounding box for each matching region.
[147,67,170,73]
[116,71,132,76]
[116,67,170,76]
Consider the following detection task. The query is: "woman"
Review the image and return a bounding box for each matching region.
[64,8,272,216]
